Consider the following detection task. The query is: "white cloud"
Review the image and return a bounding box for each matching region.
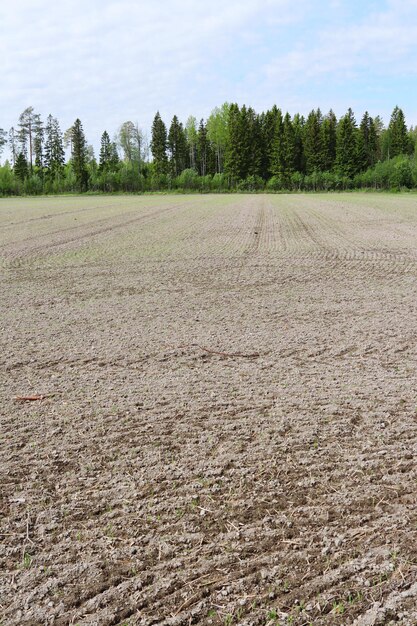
[0,0,302,144]
[1,0,417,150]
[264,0,417,82]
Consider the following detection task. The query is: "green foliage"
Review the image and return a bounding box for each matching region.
[237,174,264,191]
[175,168,200,190]
[206,103,229,173]
[3,102,417,195]
[185,115,198,170]
[391,157,413,189]
[117,121,142,163]
[0,162,18,195]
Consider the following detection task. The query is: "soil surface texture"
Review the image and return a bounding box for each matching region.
[1,194,416,626]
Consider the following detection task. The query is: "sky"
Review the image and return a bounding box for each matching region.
[1,0,417,156]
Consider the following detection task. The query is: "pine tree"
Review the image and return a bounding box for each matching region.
[71,119,89,191]
[17,107,42,172]
[336,108,358,177]
[150,112,168,176]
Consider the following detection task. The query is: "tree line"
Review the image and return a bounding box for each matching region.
[1,104,416,195]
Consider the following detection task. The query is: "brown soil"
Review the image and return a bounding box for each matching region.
[1,193,416,626]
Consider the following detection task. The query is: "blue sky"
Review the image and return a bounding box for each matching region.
[1,0,417,156]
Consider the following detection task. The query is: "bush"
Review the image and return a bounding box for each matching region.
[237,175,264,191]
[266,175,283,191]
[211,173,228,191]
[290,172,304,191]
[390,158,413,189]
[0,163,18,195]
[175,168,199,190]
[24,174,43,195]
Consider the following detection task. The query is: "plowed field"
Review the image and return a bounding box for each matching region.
[1,194,416,626]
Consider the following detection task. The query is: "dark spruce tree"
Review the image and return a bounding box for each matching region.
[44,115,65,181]
[99,131,113,172]
[168,115,187,177]
[336,108,358,178]
[357,112,379,171]
[71,119,89,191]
[197,119,208,176]
[281,112,296,184]
[292,114,305,173]
[150,112,168,177]
[224,103,245,181]
[269,107,284,179]
[260,107,278,179]
[320,110,337,171]
[304,109,323,174]
[246,107,263,178]
[14,152,29,182]
[388,106,409,158]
